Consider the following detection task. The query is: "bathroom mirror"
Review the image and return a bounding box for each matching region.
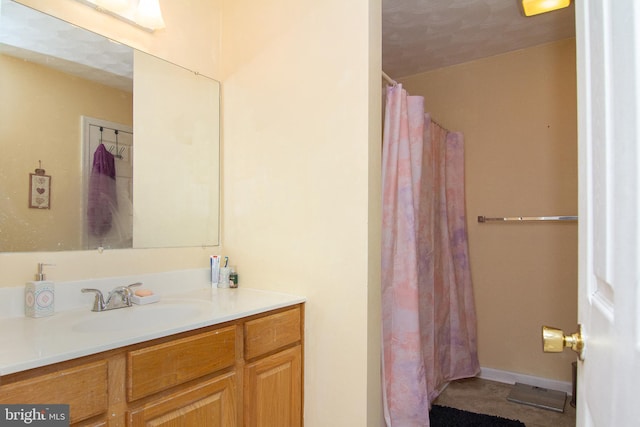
[0,0,220,252]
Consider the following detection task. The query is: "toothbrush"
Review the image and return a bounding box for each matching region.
[224,256,229,268]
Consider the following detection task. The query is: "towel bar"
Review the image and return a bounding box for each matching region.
[477,215,578,223]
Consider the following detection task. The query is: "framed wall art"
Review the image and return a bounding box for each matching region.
[29,168,51,209]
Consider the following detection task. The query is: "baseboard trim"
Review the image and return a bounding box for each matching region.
[479,367,573,395]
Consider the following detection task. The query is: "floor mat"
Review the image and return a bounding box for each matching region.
[429,405,525,427]
[507,382,567,413]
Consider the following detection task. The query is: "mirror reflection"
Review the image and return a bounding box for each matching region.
[0,0,220,252]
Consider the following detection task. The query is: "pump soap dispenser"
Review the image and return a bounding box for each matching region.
[25,263,55,318]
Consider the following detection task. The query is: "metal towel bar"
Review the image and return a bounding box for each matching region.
[477,215,578,223]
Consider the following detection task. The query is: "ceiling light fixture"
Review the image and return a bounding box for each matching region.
[521,0,571,17]
[134,0,165,30]
[76,0,165,31]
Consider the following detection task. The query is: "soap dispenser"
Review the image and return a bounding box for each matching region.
[25,263,55,318]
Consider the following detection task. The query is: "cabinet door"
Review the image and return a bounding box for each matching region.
[0,360,108,425]
[128,372,237,427]
[244,346,302,427]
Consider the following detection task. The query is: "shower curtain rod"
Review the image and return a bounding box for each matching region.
[382,70,398,86]
[381,71,451,132]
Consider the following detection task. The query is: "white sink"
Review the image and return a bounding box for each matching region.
[71,300,211,333]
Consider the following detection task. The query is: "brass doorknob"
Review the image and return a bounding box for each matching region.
[542,324,584,360]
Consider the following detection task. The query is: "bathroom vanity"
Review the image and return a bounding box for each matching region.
[0,284,304,427]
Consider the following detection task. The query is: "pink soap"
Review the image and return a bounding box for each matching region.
[135,289,153,297]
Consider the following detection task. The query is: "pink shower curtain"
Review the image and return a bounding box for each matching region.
[382,84,479,426]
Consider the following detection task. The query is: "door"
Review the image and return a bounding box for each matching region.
[576,0,640,425]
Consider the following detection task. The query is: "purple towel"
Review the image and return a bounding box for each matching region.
[87,144,117,237]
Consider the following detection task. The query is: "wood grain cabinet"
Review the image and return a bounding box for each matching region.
[128,372,237,427]
[127,326,238,427]
[127,326,236,402]
[0,360,109,425]
[244,307,302,427]
[244,346,302,427]
[0,304,304,427]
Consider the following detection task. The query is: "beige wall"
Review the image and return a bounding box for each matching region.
[0,54,132,252]
[1,1,383,426]
[401,39,578,382]
[220,1,382,424]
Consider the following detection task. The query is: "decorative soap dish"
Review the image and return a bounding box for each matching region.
[131,294,160,305]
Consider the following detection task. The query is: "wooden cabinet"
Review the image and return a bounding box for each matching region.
[127,325,238,427]
[128,372,237,427]
[244,346,302,427]
[244,307,303,427]
[0,304,304,427]
[127,326,236,401]
[0,360,109,425]
[244,307,301,359]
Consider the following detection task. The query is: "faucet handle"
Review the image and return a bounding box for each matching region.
[127,282,143,290]
[81,288,105,312]
[125,282,143,297]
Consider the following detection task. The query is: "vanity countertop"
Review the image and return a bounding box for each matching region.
[0,286,305,376]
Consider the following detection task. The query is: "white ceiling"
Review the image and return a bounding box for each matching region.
[382,0,576,79]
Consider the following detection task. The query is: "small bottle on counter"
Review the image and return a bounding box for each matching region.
[25,263,55,318]
[229,266,238,288]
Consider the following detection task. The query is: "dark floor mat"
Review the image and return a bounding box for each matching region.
[430,405,526,427]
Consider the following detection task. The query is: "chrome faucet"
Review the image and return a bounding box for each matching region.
[81,282,142,312]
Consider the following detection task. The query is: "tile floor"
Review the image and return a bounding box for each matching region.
[433,378,576,427]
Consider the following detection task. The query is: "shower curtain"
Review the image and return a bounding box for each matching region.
[381,84,480,426]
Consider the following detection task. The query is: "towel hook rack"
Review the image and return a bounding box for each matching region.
[113,130,123,159]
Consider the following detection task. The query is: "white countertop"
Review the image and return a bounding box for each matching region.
[0,270,305,376]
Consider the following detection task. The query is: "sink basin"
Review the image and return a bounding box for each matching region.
[71,300,211,333]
